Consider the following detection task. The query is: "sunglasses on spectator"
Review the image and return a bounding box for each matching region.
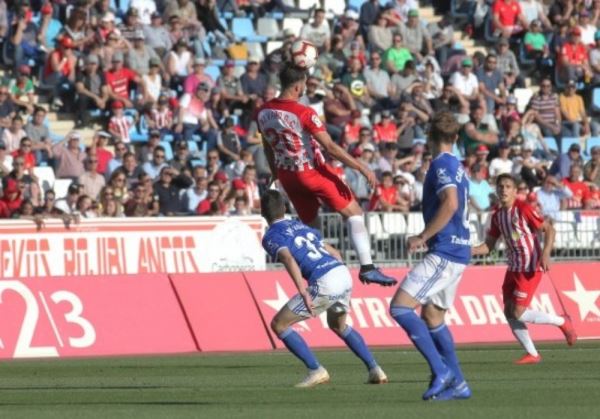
[115,177,126,182]
[155,154,165,159]
[209,187,220,193]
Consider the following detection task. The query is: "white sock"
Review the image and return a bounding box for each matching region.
[519,310,565,326]
[507,319,538,356]
[346,215,373,266]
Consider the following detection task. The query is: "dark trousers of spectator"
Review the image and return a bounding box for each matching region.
[75,95,102,127]
[562,121,583,138]
[45,72,74,111]
[540,124,563,151]
[435,45,451,67]
[326,123,343,144]
[181,123,218,151]
[12,41,45,70]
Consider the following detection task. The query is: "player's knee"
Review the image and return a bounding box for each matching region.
[326,319,345,336]
[270,317,285,335]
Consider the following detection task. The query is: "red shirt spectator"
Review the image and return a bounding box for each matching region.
[373,112,398,143]
[0,178,23,216]
[561,29,589,66]
[562,177,591,208]
[369,173,399,211]
[493,0,522,27]
[105,53,138,101]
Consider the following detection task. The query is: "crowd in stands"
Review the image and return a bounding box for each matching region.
[0,0,599,223]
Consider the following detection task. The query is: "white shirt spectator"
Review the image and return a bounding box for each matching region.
[185,187,207,213]
[450,71,479,97]
[130,0,157,25]
[363,67,391,98]
[299,21,330,48]
[142,161,167,179]
[489,157,514,178]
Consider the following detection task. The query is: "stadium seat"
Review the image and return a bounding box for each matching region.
[544,137,559,153]
[366,213,389,240]
[246,42,265,61]
[159,141,174,161]
[233,65,246,78]
[282,18,304,37]
[266,41,283,55]
[324,0,346,15]
[33,166,55,193]
[381,213,407,235]
[53,179,72,199]
[561,137,580,154]
[299,0,319,9]
[348,0,367,10]
[205,65,221,81]
[586,137,600,156]
[405,213,425,236]
[592,88,600,113]
[231,18,267,42]
[257,17,279,38]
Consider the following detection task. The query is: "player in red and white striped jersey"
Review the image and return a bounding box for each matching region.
[257,65,396,287]
[472,173,576,364]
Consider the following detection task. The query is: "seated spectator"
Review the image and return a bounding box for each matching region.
[140,57,163,105]
[240,57,268,101]
[43,35,77,111]
[584,146,600,187]
[376,142,398,174]
[0,85,16,134]
[368,171,409,212]
[520,0,552,29]
[147,94,175,134]
[78,156,105,201]
[562,164,592,209]
[124,181,159,216]
[0,142,13,178]
[54,183,80,215]
[217,117,242,165]
[345,146,374,209]
[75,195,97,218]
[108,101,133,143]
[577,9,597,46]
[105,51,140,109]
[559,80,590,137]
[341,57,373,110]
[154,167,185,215]
[363,51,393,111]
[489,142,514,179]
[523,19,549,61]
[25,107,50,159]
[176,82,219,149]
[75,54,109,128]
[373,110,398,143]
[11,137,36,171]
[590,31,600,85]
[476,53,506,114]
[450,58,481,109]
[459,106,499,154]
[185,175,208,213]
[431,84,469,118]
[419,58,444,100]
[468,163,494,212]
[492,0,527,39]
[142,146,168,180]
[536,175,573,219]
[196,180,226,215]
[391,60,419,99]
[107,141,129,177]
[559,27,592,83]
[170,140,193,173]
[368,13,393,53]
[126,30,160,76]
[528,78,562,140]
[299,8,331,53]
[399,9,432,61]
[342,111,363,146]
[143,12,172,57]
[495,38,521,90]
[324,84,357,144]
[240,165,260,213]
[383,33,413,74]
[0,178,23,218]
[9,65,36,114]
[2,115,27,152]
[428,15,454,65]
[50,131,86,180]
[550,143,584,179]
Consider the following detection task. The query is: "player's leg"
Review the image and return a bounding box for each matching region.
[327,309,388,383]
[389,255,452,399]
[270,292,329,387]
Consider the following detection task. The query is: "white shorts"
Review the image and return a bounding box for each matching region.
[400,253,466,309]
[286,265,352,318]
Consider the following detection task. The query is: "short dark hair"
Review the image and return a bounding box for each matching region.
[496,173,517,186]
[428,111,460,145]
[261,189,286,224]
[279,65,308,91]
[381,171,393,179]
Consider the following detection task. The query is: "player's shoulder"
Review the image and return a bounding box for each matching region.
[431,152,460,170]
[514,199,543,219]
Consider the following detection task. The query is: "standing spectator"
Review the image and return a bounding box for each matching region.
[75,54,109,128]
[559,80,590,137]
[559,27,592,83]
[105,52,140,109]
[468,163,494,212]
[584,146,600,187]
[50,131,86,180]
[299,8,330,52]
[78,157,106,200]
[528,78,562,141]
[398,9,432,61]
[142,146,168,180]
[2,116,27,152]
[550,143,584,179]
[476,53,506,114]
[154,167,184,215]
[536,175,573,219]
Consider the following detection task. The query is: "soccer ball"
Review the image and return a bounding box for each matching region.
[291,40,318,69]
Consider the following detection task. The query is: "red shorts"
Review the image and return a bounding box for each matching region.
[277,164,354,223]
[502,271,543,307]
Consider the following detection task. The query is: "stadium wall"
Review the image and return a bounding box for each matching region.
[0,264,598,359]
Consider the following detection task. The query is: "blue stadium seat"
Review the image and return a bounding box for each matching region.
[561,137,580,154]
[159,141,174,160]
[257,17,279,38]
[544,137,559,153]
[592,88,600,113]
[205,65,221,81]
[348,0,367,9]
[586,137,600,156]
[162,134,174,143]
[231,18,267,42]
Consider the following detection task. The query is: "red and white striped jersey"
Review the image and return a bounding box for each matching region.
[108,115,132,144]
[150,108,173,130]
[488,199,545,272]
[257,98,326,172]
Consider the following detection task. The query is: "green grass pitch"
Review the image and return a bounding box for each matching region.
[0,342,598,418]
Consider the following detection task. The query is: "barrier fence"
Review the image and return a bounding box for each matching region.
[0,263,598,359]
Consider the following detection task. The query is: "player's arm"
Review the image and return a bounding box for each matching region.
[472,235,498,256]
[277,248,315,316]
[408,186,458,252]
[540,219,555,272]
[313,131,377,188]
[261,137,278,184]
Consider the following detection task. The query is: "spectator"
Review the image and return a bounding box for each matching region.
[489,141,514,179]
[147,94,175,133]
[537,175,573,219]
[143,12,172,57]
[107,168,130,204]
[459,106,499,154]
[476,53,506,114]
[176,82,219,148]
[523,19,549,63]
[108,101,133,143]
[120,152,144,188]
[391,60,419,99]
[299,8,330,52]
[562,164,592,209]
[154,167,185,215]
[105,51,140,109]
[0,178,23,218]
[492,0,527,39]
[398,9,432,61]
[359,0,382,39]
[383,33,413,74]
[185,175,208,213]
[520,0,552,29]
[324,84,357,144]
[51,131,86,180]
[345,146,374,208]
[450,58,481,109]
[89,131,113,176]
[217,59,249,112]
[25,107,50,153]
[376,142,398,174]
[11,137,36,171]
[101,198,124,217]
[184,58,213,96]
[54,183,81,214]
[341,57,373,110]
[428,15,454,65]
[495,38,520,89]
[373,110,398,143]
[43,36,77,111]
[559,80,590,137]
[2,115,27,152]
[240,56,268,100]
[75,54,109,128]
[196,180,225,215]
[515,144,547,189]
[240,165,260,212]
[107,141,129,177]
[216,117,241,164]
[431,84,469,117]
[0,142,13,177]
[550,143,584,179]
[368,13,393,52]
[124,181,159,216]
[577,9,597,47]
[363,51,393,110]
[0,85,16,134]
[126,30,160,77]
[78,156,106,201]
[368,171,409,212]
[420,58,444,100]
[9,65,35,114]
[559,26,592,83]
[119,7,143,43]
[468,163,494,212]
[142,146,169,180]
[528,78,562,140]
[75,195,97,218]
[584,146,600,187]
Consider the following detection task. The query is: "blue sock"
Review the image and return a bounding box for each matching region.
[429,324,465,383]
[390,305,447,376]
[279,328,320,370]
[340,326,377,370]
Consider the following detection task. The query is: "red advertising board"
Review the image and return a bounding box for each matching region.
[544,263,600,340]
[0,275,197,359]
[170,273,274,351]
[244,266,566,349]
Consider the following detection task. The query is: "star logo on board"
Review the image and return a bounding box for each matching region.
[562,274,600,321]
[263,282,310,331]
[0,338,3,349]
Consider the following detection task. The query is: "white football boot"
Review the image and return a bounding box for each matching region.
[367,366,388,384]
[295,366,330,388]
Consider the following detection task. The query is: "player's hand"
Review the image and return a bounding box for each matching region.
[541,253,551,272]
[407,235,427,253]
[361,166,377,189]
[300,291,315,317]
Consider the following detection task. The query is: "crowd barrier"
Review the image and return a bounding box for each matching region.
[0,263,598,359]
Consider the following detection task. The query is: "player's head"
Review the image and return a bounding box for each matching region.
[496,173,517,207]
[261,189,286,225]
[427,111,460,150]
[279,65,308,98]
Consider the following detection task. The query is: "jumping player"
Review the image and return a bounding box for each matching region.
[389,111,471,401]
[256,65,396,287]
[261,189,388,388]
[472,173,576,364]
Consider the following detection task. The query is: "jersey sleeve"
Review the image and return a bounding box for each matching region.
[262,232,289,260]
[301,106,326,137]
[431,156,459,195]
[521,202,544,231]
[488,212,501,239]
